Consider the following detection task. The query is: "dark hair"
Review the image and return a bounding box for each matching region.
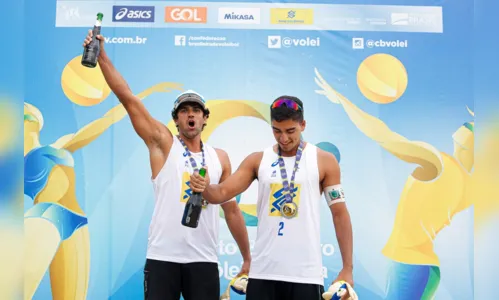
[270,96,304,122]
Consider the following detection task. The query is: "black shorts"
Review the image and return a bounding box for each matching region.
[246,278,325,300]
[143,259,219,300]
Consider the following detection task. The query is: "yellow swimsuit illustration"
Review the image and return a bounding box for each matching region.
[314,68,473,299]
[23,82,182,300]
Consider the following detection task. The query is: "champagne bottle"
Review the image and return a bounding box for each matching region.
[81,13,104,68]
[181,168,206,228]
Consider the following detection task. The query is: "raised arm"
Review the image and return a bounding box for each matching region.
[203,152,262,204]
[51,81,182,152]
[319,149,354,287]
[88,31,174,148]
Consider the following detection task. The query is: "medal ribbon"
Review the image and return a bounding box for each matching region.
[278,140,305,203]
[177,135,205,172]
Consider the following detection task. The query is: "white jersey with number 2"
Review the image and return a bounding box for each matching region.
[249,143,324,285]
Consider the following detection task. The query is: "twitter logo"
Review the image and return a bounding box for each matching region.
[268,36,281,48]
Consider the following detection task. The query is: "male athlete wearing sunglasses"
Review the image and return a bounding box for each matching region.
[190,96,354,299]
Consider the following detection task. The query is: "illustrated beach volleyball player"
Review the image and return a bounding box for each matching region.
[314,62,473,299]
[24,79,181,299]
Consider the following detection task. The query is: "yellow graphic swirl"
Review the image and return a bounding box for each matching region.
[24,72,182,300]
[314,67,473,267]
[166,99,271,223]
[315,67,442,182]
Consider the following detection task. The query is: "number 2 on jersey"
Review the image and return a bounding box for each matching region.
[278,221,284,236]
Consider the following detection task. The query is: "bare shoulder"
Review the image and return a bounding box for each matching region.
[150,122,173,153]
[245,151,264,167]
[240,151,264,179]
[317,147,341,180]
[317,147,339,165]
[214,148,230,164]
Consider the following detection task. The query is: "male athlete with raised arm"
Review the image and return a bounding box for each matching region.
[83,31,251,300]
[190,96,354,299]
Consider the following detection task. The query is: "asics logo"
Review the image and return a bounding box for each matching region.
[112,6,155,22]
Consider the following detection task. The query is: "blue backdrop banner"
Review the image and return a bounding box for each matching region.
[24,1,474,299]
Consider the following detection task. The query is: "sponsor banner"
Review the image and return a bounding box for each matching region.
[55,1,443,33]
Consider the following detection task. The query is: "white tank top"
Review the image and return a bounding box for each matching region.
[146,135,222,263]
[249,143,324,285]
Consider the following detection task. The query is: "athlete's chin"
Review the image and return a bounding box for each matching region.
[279,143,293,151]
[183,128,201,138]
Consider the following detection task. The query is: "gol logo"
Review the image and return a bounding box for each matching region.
[165,7,207,23]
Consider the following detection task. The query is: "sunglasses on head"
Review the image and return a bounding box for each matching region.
[271,98,302,111]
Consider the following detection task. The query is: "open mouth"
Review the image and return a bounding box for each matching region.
[188,120,195,128]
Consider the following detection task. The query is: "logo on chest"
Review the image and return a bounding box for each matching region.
[268,183,301,217]
[180,171,208,209]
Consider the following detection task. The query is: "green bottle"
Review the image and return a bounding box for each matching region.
[181,168,206,228]
[81,13,104,68]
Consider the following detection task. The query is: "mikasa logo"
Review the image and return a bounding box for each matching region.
[218,7,260,24]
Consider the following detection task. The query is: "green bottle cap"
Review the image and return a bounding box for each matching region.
[199,168,206,178]
[97,13,104,21]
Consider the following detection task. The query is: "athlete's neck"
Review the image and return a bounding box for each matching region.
[179,133,202,153]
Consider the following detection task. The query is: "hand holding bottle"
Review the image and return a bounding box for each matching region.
[82,29,104,52]
[189,166,210,193]
[81,12,104,68]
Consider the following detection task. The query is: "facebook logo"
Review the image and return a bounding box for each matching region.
[175,35,186,46]
[268,36,281,48]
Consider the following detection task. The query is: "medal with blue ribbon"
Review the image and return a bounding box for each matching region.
[277,140,304,219]
[177,135,208,207]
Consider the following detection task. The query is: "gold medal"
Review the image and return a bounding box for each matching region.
[281,202,298,219]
